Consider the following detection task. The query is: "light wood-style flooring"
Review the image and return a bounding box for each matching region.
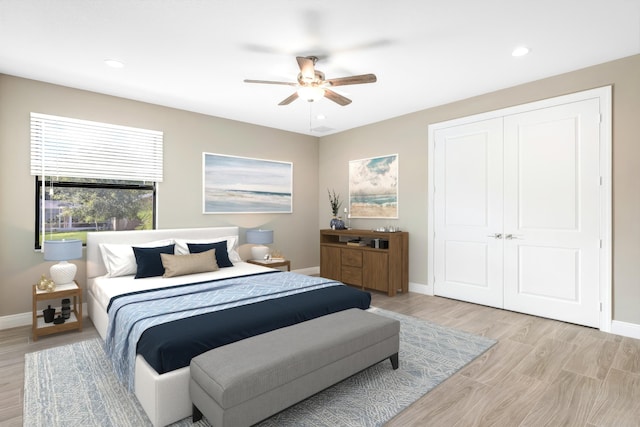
[2,292,639,426]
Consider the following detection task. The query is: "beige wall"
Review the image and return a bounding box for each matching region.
[319,54,640,325]
[0,75,319,317]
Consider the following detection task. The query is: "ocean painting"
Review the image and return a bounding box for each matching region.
[203,153,292,214]
[349,154,398,218]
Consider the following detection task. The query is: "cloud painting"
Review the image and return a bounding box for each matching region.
[349,154,398,218]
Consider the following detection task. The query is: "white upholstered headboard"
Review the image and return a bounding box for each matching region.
[86,226,239,280]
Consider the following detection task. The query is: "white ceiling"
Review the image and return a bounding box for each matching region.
[1,0,639,136]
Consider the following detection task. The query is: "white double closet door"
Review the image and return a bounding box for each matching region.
[432,91,607,328]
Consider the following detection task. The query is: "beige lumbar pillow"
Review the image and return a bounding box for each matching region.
[160,249,219,278]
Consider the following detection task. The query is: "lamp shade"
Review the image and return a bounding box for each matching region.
[246,229,273,245]
[43,239,82,285]
[43,239,83,261]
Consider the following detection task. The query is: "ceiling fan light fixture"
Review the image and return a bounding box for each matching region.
[512,46,530,57]
[297,86,325,102]
[104,59,125,68]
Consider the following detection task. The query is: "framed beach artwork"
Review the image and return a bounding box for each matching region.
[203,153,293,214]
[349,154,398,218]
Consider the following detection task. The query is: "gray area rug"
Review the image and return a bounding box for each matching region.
[24,308,495,427]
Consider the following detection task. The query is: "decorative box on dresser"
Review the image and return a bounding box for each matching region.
[320,229,408,296]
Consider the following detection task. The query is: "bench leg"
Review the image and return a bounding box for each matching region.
[390,352,399,370]
[193,404,203,422]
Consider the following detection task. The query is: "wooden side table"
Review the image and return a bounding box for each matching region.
[246,259,291,271]
[32,281,83,341]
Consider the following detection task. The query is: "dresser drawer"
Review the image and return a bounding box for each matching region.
[341,248,363,267]
[341,266,363,286]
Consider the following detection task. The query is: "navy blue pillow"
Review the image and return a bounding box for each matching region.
[133,244,176,278]
[187,241,233,268]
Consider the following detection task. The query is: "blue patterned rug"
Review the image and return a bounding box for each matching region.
[24,308,495,427]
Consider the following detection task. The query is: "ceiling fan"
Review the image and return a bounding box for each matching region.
[244,56,377,106]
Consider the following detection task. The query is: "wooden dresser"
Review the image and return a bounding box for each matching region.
[320,229,409,296]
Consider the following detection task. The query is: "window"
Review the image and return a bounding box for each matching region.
[35,177,156,248]
[31,113,163,249]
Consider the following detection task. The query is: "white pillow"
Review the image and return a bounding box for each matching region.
[174,236,241,263]
[99,239,174,277]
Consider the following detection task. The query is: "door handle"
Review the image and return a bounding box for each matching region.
[505,234,523,240]
[488,233,503,239]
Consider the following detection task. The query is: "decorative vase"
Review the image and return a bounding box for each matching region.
[43,305,55,323]
[61,298,71,319]
[330,216,346,230]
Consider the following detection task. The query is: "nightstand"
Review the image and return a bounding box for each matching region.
[32,281,83,341]
[246,259,291,271]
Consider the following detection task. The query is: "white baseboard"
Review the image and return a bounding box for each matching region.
[0,303,89,331]
[611,320,640,340]
[409,281,433,295]
[0,311,32,330]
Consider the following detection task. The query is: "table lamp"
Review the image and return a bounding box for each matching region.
[43,239,83,285]
[246,229,273,260]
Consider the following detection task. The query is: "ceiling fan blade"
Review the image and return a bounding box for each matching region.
[327,74,377,87]
[324,89,352,106]
[244,79,297,86]
[296,56,316,81]
[278,92,299,106]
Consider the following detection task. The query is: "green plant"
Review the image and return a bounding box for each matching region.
[328,189,342,216]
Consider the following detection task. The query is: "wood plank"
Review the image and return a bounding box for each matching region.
[386,374,490,426]
[514,337,578,382]
[563,336,619,380]
[460,339,534,386]
[521,370,601,426]
[612,337,640,375]
[453,371,547,427]
[588,368,640,426]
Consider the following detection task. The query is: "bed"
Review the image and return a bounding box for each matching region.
[86,226,371,427]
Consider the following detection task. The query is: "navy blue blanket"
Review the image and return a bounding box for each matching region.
[137,285,371,374]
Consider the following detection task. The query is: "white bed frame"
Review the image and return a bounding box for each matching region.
[86,226,242,427]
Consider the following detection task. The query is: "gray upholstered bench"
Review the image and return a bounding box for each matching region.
[189,308,400,427]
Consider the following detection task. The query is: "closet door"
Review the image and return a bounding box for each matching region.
[502,99,601,327]
[433,118,504,308]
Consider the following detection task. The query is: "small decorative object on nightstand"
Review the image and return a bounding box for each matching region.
[32,280,83,341]
[43,305,55,323]
[36,274,55,292]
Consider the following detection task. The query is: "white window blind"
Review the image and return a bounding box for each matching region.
[30,113,163,182]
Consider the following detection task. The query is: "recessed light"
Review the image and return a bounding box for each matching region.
[104,59,124,68]
[512,46,530,57]
[316,114,326,120]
